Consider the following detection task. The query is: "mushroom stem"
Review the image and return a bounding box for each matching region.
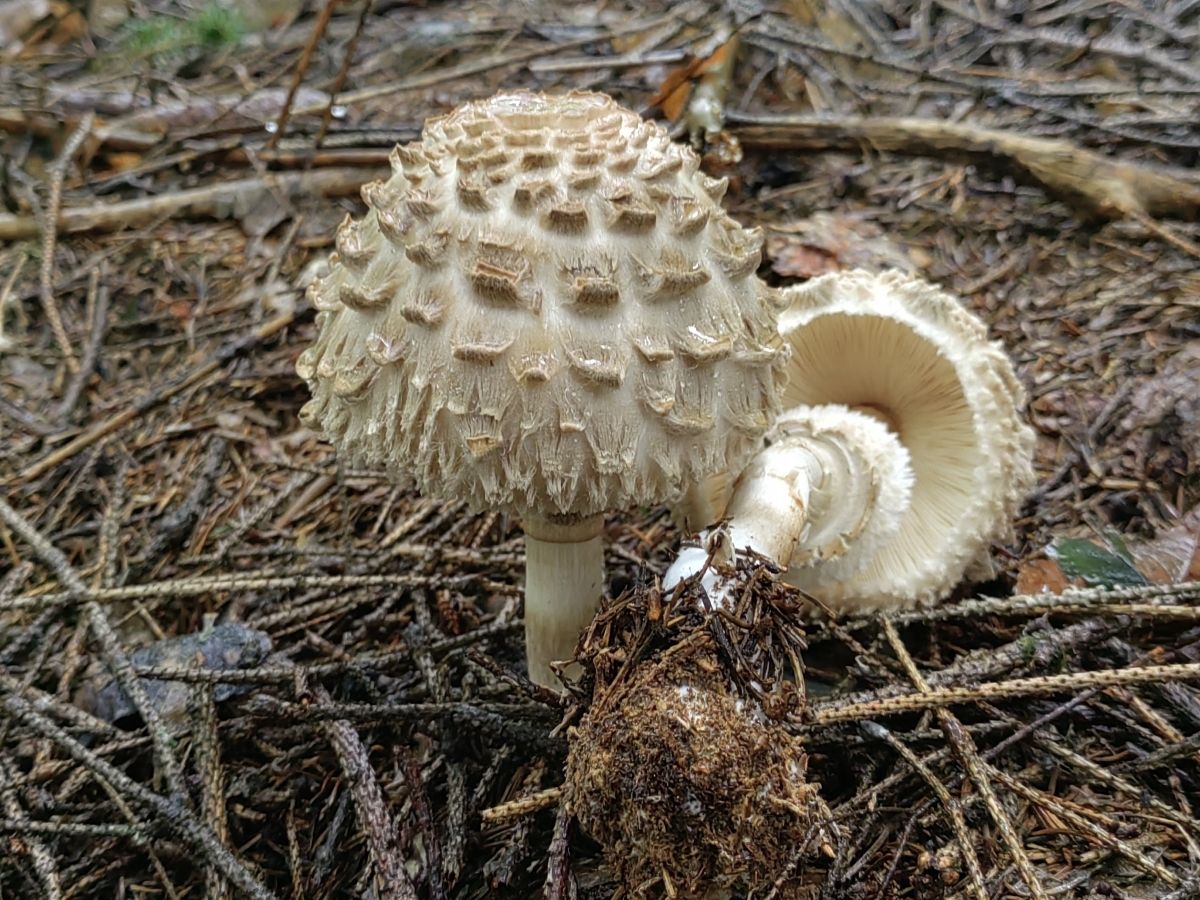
[522,514,605,687]
[663,406,913,603]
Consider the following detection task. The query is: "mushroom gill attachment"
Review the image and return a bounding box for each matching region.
[296,90,788,684]
[565,636,817,898]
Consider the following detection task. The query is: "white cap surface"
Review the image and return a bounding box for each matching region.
[778,270,1036,609]
[297,90,787,519]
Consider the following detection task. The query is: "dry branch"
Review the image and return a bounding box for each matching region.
[861,721,987,900]
[315,685,416,900]
[480,786,563,824]
[0,694,275,900]
[732,114,1200,222]
[36,112,94,374]
[882,620,1047,900]
[810,662,1200,725]
[0,168,382,241]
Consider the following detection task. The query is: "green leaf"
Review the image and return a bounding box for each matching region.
[1051,538,1148,588]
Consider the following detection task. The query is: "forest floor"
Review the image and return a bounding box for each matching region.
[1,0,1199,897]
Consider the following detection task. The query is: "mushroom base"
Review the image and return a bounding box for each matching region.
[565,637,818,898]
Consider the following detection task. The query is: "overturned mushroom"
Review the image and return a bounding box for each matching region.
[666,269,1035,611]
[297,90,788,686]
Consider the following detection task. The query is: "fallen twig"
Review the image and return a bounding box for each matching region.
[987,763,1179,885]
[0,497,187,798]
[191,683,230,900]
[293,7,691,114]
[0,694,275,900]
[860,721,987,900]
[268,0,340,149]
[53,269,107,424]
[0,168,382,241]
[4,571,502,612]
[480,786,563,824]
[731,113,1200,227]
[0,756,63,900]
[314,683,416,900]
[825,580,1200,633]
[38,112,94,373]
[809,662,1200,725]
[12,312,294,485]
[882,620,1047,900]
[316,0,374,149]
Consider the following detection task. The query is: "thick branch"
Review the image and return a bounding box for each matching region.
[732,113,1200,222]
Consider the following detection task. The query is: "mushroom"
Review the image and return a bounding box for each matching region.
[665,269,1035,611]
[296,90,788,686]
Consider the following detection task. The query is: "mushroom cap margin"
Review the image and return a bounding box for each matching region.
[778,269,1036,609]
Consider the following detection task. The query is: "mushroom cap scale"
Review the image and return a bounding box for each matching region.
[298,90,787,519]
[778,270,1036,608]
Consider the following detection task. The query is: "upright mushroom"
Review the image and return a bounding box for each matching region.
[665,269,1035,610]
[296,90,787,686]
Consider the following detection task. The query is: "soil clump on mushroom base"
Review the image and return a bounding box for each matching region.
[566,557,823,899]
[567,636,817,899]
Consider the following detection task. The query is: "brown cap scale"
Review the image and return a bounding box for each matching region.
[296,90,788,685]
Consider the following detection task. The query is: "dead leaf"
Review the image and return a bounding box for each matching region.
[1033,508,1200,594]
[650,35,738,124]
[768,240,840,279]
[767,212,914,279]
[651,58,702,122]
[1015,558,1081,595]
[1121,341,1200,462]
[103,150,143,172]
[1124,507,1200,585]
[168,299,192,322]
[47,4,86,45]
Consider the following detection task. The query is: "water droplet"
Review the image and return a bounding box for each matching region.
[264,121,278,134]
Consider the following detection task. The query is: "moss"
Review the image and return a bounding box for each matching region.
[119,15,184,56]
[117,2,243,59]
[190,2,244,49]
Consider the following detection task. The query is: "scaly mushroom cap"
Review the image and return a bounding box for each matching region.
[297,90,787,519]
[778,270,1035,608]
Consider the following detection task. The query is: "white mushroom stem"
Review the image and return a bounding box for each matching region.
[663,406,914,606]
[522,514,605,687]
